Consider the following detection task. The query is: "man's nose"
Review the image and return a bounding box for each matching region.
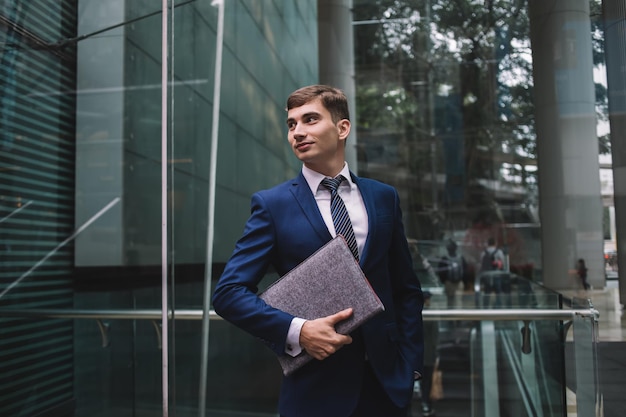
[292,122,306,138]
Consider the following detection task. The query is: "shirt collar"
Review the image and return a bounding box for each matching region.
[302,163,353,195]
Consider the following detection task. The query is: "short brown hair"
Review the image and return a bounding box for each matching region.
[286,84,350,123]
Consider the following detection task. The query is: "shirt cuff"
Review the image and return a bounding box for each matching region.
[285,317,306,357]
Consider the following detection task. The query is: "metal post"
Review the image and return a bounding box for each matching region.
[160,0,170,415]
[198,1,225,416]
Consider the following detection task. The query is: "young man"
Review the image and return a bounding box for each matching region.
[480,237,505,273]
[478,237,507,308]
[212,85,424,417]
[437,239,467,308]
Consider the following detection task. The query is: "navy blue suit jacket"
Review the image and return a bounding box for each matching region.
[212,172,424,417]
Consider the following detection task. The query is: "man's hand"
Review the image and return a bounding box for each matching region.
[299,308,353,360]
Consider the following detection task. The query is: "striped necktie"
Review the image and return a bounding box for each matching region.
[321,176,359,261]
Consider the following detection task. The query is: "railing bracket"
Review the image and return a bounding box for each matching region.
[96,319,110,348]
[152,320,162,350]
[520,320,531,354]
[563,320,573,339]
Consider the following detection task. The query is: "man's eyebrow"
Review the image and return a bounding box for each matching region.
[286,111,321,124]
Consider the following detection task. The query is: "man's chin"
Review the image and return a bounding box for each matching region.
[294,150,314,162]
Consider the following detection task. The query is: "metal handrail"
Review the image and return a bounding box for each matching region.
[0,307,599,321]
[1,306,599,416]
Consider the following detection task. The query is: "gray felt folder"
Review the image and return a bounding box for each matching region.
[259,236,385,376]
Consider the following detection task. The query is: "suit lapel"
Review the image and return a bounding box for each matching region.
[289,171,377,266]
[290,173,332,242]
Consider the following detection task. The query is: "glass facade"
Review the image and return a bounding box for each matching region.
[0,0,619,416]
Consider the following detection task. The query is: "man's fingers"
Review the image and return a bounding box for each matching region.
[309,336,351,361]
[299,308,354,360]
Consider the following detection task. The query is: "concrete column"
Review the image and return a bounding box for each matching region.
[603,0,626,305]
[528,0,604,289]
[317,0,358,173]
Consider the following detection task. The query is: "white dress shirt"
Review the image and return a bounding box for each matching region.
[284,163,369,357]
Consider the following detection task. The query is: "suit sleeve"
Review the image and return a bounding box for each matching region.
[388,189,425,374]
[212,192,294,355]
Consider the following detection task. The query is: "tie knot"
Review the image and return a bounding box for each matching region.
[321,176,345,193]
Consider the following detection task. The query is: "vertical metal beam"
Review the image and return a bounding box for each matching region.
[161,0,170,415]
[198,1,225,416]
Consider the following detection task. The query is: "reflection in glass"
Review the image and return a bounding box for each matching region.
[0,0,610,416]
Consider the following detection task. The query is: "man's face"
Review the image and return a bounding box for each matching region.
[286,98,349,173]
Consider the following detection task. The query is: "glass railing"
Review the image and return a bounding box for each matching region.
[468,311,567,417]
[569,297,602,417]
[473,271,563,309]
[0,299,598,417]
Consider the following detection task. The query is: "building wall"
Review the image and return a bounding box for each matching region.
[2,1,319,416]
[0,2,77,416]
[74,1,318,267]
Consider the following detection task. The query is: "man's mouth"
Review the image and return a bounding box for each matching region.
[295,142,313,150]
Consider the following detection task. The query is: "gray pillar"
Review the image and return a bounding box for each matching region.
[317,0,358,173]
[603,0,626,305]
[529,0,604,290]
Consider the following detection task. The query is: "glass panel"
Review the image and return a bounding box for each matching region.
[353,0,607,292]
[0,0,168,415]
[168,1,319,416]
[353,0,543,267]
[411,309,600,417]
[571,297,600,417]
[350,0,608,322]
[76,1,166,415]
[464,318,566,417]
[168,0,215,414]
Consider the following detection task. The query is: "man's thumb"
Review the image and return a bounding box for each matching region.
[329,308,353,324]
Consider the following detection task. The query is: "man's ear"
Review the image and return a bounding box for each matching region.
[337,119,351,140]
